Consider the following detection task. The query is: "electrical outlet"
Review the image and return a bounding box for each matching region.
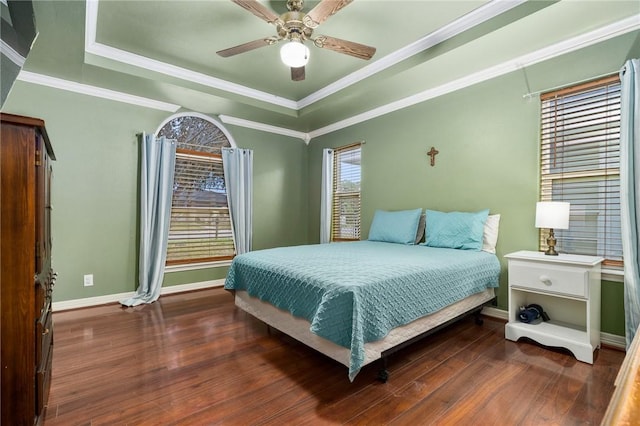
[83,274,94,287]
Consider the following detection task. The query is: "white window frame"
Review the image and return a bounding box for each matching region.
[155,112,237,273]
[331,143,362,241]
[539,76,623,280]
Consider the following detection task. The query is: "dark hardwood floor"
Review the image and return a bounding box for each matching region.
[44,288,624,425]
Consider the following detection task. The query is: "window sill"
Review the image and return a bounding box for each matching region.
[602,267,624,283]
[164,259,233,273]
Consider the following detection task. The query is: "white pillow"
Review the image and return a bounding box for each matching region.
[482,214,501,254]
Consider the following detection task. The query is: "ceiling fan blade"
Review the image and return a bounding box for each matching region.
[303,0,353,28]
[313,35,376,60]
[216,37,278,58]
[291,66,305,81]
[232,0,279,24]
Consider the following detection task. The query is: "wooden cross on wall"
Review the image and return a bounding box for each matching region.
[427,147,439,166]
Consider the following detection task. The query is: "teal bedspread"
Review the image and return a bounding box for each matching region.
[225,241,500,380]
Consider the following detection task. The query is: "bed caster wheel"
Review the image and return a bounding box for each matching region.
[475,316,484,326]
[377,369,389,383]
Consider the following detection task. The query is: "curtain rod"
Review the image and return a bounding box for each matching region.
[522,70,620,100]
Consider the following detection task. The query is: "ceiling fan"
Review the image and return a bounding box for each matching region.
[217,0,376,81]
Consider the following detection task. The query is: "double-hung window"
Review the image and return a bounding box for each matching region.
[157,114,235,266]
[332,143,362,241]
[539,75,622,266]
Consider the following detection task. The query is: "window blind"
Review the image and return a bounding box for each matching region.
[332,143,362,241]
[539,75,622,266]
[166,149,235,264]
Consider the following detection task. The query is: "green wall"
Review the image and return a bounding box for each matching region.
[306,34,640,337]
[223,125,309,251]
[2,81,308,302]
[602,280,625,336]
[3,31,637,337]
[308,72,538,317]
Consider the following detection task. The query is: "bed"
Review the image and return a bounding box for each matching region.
[225,236,501,381]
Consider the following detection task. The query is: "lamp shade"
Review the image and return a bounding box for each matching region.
[535,201,570,229]
[280,41,310,68]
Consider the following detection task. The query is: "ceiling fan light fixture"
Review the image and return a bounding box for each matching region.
[280,40,310,68]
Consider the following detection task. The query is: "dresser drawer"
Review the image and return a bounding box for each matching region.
[508,260,589,297]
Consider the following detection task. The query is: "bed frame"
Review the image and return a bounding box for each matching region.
[234,288,495,382]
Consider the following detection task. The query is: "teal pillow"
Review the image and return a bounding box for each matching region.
[368,209,423,245]
[425,209,490,251]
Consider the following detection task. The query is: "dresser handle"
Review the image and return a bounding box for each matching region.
[42,328,50,336]
[539,275,552,286]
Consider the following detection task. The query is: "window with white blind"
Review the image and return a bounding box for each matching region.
[332,143,362,241]
[157,114,235,265]
[539,75,622,266]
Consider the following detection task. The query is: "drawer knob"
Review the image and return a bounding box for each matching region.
[539,275,553,286]
[42,328,50,336]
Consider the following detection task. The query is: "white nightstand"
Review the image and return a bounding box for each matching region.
[504,250,603,364]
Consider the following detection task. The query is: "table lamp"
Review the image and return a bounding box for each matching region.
[535,201,570,256]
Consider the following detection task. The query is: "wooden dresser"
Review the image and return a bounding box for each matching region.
[1,113,56,425]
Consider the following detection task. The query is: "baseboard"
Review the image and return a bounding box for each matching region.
[52,279,225,312]
[481,306,508,321]
[53,287,628,351]
[481,307,626,351]
[601,332,626,350]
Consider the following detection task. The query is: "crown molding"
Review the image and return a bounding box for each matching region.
[85,0,526,112]
[85,40,300,112]
[216,14,640,143]
[297,0,527,109]
[0,38,26,67]
[16,71,181,112]
[308,14,640,140]
[13,70,307,141]
[219,114,310,144]
[84,0,98,51]
[84,0,298,111]
[73,2,640,142]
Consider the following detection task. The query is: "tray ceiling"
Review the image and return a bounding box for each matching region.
[17,1,640,137]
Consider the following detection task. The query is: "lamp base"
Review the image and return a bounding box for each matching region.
[544,228,559,256]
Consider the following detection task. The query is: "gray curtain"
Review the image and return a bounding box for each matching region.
[320,148,334,244]
[222,147,253,255]
[620,58,640,347]
[121,133,176,307]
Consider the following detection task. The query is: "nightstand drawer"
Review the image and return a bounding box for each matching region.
[509,260,588,297]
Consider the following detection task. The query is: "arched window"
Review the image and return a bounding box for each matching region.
[157,113,236,267]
